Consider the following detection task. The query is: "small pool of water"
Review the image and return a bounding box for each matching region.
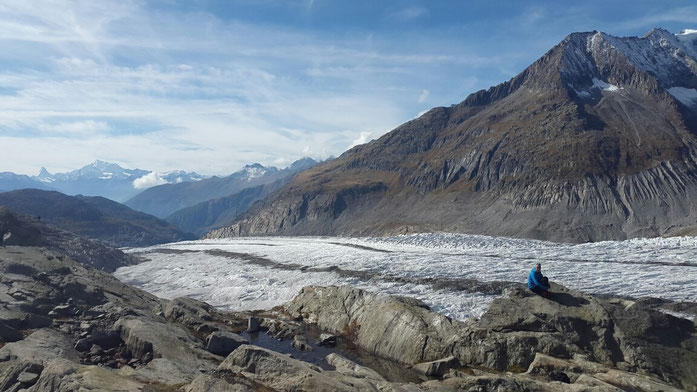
[241,325,424,383]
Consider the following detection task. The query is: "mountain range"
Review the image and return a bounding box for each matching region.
[0,161,205,202]
[125,157,318,219]
[208,28,697,243]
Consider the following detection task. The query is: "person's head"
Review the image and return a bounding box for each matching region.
[536,263,541,272]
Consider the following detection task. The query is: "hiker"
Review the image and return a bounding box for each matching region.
[528,263,550,297]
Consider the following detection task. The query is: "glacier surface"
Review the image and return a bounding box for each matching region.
[115,234,697,321]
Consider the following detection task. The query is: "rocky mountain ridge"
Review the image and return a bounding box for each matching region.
[0,206,135,272]
[209,28,697,242]
[33,160,205,202]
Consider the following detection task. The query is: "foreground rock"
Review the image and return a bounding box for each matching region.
[0,246,235,390]
[284,284,697,390]
[1,237,695,391]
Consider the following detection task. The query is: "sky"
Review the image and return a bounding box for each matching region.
[1,0,696,176]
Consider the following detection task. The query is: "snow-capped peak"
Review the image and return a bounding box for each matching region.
[35,167,55,183]
[677,29,697,36]
[242,163,269,180]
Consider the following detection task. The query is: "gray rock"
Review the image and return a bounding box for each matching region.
[326,353,385,381]
[0,321,22,343]
[205,331,248,356]
[74,338,91,352]
[48,304,75,316]
[247,316,260,333]
[89,329,121,349]
[183,374,256,392]
[317,333,337,346]
[220,344,357,391]
[284,286,461,365]
[412,356,460,377]
[16,371,39,384]
[164,297,216,330]
[292,335,312,351]
[284,284,697,390]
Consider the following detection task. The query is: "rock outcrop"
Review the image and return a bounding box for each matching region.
[283,284,697,390]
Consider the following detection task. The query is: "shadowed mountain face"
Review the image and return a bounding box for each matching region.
[208,29,697,243]
[0,189,195,247]
[165,180,286,236]
[0,207,136,272]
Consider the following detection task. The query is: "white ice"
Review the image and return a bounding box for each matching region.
[115,234,697,321]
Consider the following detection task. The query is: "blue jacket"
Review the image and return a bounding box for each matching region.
[528,268,549,290]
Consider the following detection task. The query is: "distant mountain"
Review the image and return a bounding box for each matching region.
[165,180,286,236]
[0,172,52,192]
[126,158,318,218]
[30,161,205,202]
[0,189,195,247]
[208,28,697,243]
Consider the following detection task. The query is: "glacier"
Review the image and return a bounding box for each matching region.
[115,234,697,321]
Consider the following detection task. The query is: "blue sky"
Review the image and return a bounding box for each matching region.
[1,0,696,175]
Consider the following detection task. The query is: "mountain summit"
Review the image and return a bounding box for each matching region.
[208,28,697,242]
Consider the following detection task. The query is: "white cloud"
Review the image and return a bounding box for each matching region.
[418,89,430,103]
[348,131,371,149]
[0,0,534,176]
[132,172,168,189]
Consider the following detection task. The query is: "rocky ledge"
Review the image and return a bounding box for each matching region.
[1,245,695,391]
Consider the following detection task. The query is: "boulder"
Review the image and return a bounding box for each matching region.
[0,329,80,364]
[283,286,461,365]
[164,297,216,329]
[220,344,358,392]
[326,353,385,381]
[16,370,40,384]
[205,331,248,356]
[0,321,22,343]
[412,356,460,378]
[292,335,312,351]
[317,333,337,346]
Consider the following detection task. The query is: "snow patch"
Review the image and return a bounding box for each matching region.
[668,87,697,106]
[571,78,620,98]
[677,29,697,36]
[592,78,620,91]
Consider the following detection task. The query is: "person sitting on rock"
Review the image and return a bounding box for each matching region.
[528,263,550,297]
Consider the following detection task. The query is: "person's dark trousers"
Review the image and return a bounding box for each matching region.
[530,285,550,298]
